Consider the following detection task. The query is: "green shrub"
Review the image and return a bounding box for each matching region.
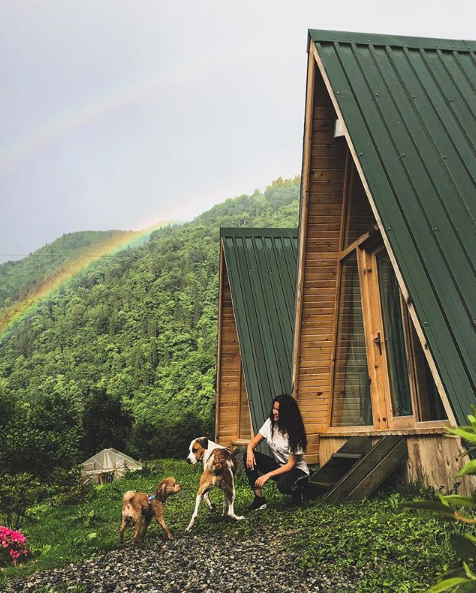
[0,473,47,530]
[129,410,213,459]
[406,408,476,592]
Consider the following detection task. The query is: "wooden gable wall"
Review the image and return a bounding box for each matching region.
[292,53,348,464]
[215,257,252,446]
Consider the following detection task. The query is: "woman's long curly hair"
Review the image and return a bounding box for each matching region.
[270,394,307,454]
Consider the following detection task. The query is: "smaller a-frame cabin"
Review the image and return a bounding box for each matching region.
[292,30,476,490]
[215,229,298,449]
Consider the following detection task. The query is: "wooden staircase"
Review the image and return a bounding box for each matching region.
[307,436,408,502]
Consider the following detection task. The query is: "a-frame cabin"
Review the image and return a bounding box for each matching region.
[215,229,298,449]
[292,30,476,488]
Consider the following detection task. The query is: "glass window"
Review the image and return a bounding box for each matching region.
[377,252,413,417]
[408,317,447,421]
[331,252,372,426]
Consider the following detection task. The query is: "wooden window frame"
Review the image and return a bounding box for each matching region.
[401,300,450,430]
[328,234,377,433]
[365,242,450,430]
[329,233,450,434]
[361,244,415,430]
[326,154,449,435]
[327,155,379,434]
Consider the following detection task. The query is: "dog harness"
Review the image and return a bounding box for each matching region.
[144,494,155,519]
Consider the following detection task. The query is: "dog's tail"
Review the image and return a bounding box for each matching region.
[123,490,136,504]
[122,491,136,518]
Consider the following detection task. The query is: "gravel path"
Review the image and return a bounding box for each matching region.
[4,525,359,592]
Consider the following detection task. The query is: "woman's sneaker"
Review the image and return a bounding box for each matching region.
[249,495,267,510]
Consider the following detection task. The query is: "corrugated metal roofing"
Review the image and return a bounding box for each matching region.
[221,228,298,437]
[309,30,476,424]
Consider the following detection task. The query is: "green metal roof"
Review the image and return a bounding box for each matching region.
[310,30,476,424]
[221,228,298,437]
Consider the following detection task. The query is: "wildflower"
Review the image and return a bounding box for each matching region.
[0,527,29,567]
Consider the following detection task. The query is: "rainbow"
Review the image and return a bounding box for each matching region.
[0,68,181,174]
[0,49,229,174]
[0,76,159,174]
[0,221,172,341]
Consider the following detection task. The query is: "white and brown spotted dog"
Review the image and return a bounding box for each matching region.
[186,437,244,530]
[119,477,181,543]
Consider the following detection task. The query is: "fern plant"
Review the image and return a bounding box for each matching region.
[406,408,476,592]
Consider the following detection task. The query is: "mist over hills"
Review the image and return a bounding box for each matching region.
[0,177,299,481]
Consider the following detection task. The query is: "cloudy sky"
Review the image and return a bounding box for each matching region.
[1,1,476,263]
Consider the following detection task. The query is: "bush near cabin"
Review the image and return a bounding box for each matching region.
[406,409,476,592]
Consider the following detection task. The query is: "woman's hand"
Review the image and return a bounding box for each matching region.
[246,448,256,469]
[254,474,270,488]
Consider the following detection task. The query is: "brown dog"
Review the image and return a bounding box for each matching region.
[119,477,181,543]
[186,437,243,531]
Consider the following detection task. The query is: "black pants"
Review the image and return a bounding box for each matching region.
[243,451,309,495]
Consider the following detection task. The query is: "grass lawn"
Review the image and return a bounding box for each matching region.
[0,459,461,592]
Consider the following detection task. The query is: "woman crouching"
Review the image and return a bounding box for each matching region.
[244,394,309,510]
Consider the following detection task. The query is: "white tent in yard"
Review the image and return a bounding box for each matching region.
[81,448,142,483]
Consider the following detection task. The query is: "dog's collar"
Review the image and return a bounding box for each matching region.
[143,494,155,519]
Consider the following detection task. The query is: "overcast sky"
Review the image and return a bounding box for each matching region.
[1,1,476,264]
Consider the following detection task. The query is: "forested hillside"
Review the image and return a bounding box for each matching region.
[0,177,299,487]
[0,230,126,309]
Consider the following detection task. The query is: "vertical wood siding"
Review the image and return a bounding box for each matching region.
[295,64,348,463]
[216,270,241,445]
[238,365,252,440]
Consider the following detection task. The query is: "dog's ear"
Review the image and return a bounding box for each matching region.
[155,481,168,502]
[198,437,208,450]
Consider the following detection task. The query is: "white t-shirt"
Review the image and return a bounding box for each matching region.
[259,418,310,475]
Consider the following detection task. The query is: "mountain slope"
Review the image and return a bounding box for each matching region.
[0,176,300,477]
[0,230,128,309]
